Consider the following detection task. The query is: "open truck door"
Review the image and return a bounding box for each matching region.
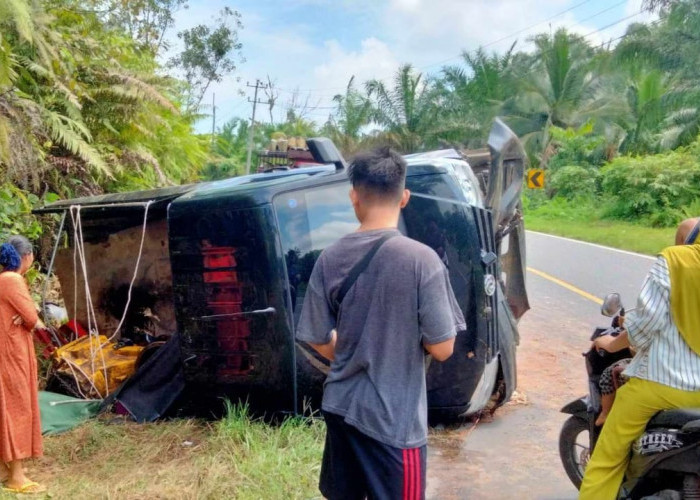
[485,118,529,322]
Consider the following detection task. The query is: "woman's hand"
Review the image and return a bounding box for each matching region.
[12,314,24,326]
[594,331,630,353]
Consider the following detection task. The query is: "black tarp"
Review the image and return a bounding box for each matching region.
[106,333,185,422]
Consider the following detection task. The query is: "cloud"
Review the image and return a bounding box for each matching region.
[310,220,358,250]
[312,38,402,95]
[181,0,657,131]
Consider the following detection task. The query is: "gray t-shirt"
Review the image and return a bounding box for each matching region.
[296,228,466,448]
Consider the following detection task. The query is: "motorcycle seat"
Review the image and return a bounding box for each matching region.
[647,408,700,429]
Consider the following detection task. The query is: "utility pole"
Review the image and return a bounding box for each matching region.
[211,92,216,144]
[245,79,271,175]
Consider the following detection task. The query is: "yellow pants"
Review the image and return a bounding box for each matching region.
[579,377,700,499]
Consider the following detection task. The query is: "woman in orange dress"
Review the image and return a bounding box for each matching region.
[0,236,45,494]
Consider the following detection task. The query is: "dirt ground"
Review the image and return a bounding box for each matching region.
[425,274,593,500]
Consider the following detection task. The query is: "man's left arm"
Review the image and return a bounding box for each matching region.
[418,262,466,362]
[310,330,337,361]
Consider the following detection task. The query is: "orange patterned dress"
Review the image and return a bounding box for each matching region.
[0,271,43,462]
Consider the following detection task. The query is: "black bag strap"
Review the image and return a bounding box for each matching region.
[333,232,398,314]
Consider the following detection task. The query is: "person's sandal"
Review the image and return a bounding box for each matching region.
[3,480,47,494]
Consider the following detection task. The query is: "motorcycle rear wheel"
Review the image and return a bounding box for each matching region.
[559,416,590,489]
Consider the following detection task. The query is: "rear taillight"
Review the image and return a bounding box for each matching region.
[201,245,253,377]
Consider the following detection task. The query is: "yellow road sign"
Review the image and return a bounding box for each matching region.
[527,169,544,189]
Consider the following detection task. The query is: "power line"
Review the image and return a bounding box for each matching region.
[279,6,650,101]
[218,100,249,124]
[297,15,662,125]
[223,7,658,130]
[272,0,620,93]
[507,16,661,84]
[420,0,605,70]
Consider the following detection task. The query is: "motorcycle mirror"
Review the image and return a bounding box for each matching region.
[601,293,623,317]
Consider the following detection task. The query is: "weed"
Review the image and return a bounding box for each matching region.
[4,406,325,500]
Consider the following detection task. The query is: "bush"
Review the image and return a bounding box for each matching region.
[0,184,46,242]
[549,165,599,199]
[523,196,603,221]
[600,145,700,226]
[548,122,607,174]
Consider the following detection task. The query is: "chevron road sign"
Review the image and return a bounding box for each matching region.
[527,169,544,189]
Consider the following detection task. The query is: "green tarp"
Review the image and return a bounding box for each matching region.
[39,391,101,435]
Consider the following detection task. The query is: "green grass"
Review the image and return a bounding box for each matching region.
[0,404,325,500]
[524,197,676,255]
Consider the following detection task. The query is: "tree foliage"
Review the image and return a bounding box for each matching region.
[170,7,243,111]
[2,0,700,238]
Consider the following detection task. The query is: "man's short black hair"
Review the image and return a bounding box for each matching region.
[347,147,407,202]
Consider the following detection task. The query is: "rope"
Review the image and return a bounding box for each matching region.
[96,200,152,395]
[65,201,153,398]
[105,200,153,344]
[69,206,102,384]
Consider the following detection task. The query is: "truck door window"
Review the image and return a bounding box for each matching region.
[274,182,356,327]
[406,173,462,201]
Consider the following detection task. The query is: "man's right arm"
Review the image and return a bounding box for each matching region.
[296,255,337,357]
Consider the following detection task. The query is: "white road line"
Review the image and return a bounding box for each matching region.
[526,230,656,261]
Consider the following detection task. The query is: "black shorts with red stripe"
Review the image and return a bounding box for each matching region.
[320,411,427,500]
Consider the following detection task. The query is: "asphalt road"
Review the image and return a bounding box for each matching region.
[425,231,658,500]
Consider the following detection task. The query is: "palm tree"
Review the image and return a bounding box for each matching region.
[326,76,372,154]
[365,64,438,153]
[436,44,517,147]
[503,29,598,165]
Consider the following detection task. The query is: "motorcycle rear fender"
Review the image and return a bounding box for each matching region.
[561,397,588,417]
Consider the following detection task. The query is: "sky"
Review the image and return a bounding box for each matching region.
[167,0,657,132]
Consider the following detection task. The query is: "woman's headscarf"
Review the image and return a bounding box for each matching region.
[660,238,700,355]
[0,243,21,271]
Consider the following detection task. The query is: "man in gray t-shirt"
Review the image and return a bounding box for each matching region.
[297,147,466,500]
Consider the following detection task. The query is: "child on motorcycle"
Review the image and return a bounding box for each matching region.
[596,358,631,426]
[593,315,634,426]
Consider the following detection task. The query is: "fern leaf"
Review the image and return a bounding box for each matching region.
[15,55,51,80]
[42,110,111,177]
[0,114,10,165]
[107,72,177,112]
[0,0,33,42]
[0,35,18,87]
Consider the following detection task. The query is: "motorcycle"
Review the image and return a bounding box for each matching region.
[559,292,700,498]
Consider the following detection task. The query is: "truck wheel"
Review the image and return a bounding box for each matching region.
[559,416,590,490]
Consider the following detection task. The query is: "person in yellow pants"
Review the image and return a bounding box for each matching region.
[579,377,700,499]
[580,218,700,499]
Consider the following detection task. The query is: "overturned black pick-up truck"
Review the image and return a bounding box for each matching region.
[35,119,529,420]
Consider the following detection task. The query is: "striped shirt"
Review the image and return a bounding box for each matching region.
[624,256,700,390]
